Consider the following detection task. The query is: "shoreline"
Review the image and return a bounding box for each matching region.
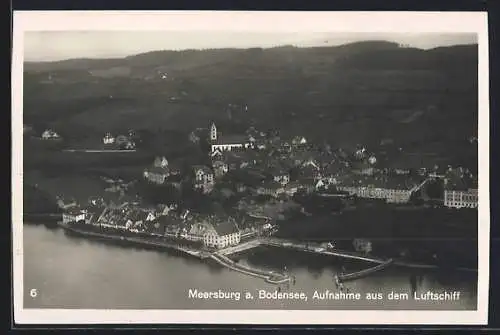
[57,222,207,259]
[54,222,477,276]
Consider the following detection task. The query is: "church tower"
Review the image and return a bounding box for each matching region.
[210,122,217,141]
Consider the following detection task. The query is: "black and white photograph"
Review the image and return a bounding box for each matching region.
[12,11,489,325]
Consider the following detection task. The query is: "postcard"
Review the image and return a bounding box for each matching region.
[12,10,489,325]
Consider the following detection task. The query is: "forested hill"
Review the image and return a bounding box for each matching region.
[23,41,478,156]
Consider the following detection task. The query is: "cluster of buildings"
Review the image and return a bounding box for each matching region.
[41,129,61,140]
[60,197,264,249]
[102,131,136,149]
[90,122,473,221]
[143,122,479,208]
[442,167,479,209]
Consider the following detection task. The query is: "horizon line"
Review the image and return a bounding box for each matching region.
[24,40,478,63]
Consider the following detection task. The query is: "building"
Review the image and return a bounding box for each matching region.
[203,221,241,249]
[209,122,252,153]
[184,222,212,242]
[103,133,115,144]
[143,157,170,184]
[193,165,214,193]
[292,136,307,146]
[62,207,86,224]
[144,166,170,185]
[336,175,421,204]
[41,129,60,140]
[212,160,229,178]
[256,181,285,198]
[444,189,478,209]
[284,181,303,196]
[271,168,290,186]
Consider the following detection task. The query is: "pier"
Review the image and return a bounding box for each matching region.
[261,238,385,264]
[218,239,263,256]
[210,252,290,284]
[260,238,477,273]
[337,259,394,282]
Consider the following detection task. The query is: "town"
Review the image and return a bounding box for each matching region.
[39,118,478,271]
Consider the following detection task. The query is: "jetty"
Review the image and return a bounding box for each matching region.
[337,259,394,282]
[262,238,384,264]
[260,238,477,273]
[218,238,263,256]
[210,253,290,284]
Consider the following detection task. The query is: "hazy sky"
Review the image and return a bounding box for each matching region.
[24,31,477,62]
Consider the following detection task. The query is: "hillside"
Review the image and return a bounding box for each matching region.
[23,41,478,163]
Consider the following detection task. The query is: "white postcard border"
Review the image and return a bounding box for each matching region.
[12,11,490,325]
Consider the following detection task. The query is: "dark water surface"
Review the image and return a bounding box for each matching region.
[23,224,477,310]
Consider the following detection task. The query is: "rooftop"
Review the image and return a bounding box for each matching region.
[212,221,240,236]
[213,134,248,145]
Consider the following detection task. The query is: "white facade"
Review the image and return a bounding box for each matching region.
[444,189,478,209]
[41,129,60,139]
[337,186,412,204]
[211,142,252,153]
[103,133,115,144]
[203,230,241,249]
[273,174,290,186]
[62,211,86,224]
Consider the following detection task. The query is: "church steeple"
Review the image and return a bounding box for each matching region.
[210,122,217,141]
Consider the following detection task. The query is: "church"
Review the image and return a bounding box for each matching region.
[209,122,252,153]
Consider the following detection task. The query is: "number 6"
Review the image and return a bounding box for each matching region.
[30,289,37,298]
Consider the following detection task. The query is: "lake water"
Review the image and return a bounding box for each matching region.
[23,224,477,310]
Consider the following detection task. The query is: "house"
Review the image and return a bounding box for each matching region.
[103,133,115,144]
[256,181,285,198]
[203,220,241,249]
[84,205,106,225]
[149,216,170,236]
[144,166,170,184]
[56,196,77,210]
[144,156,170,184]
[444,188,478,209]
[271,168,290,186]
[296,177,316,193]
[284,181,303,196]
[212,160,229,178]
[292,136,307,146]
[193,165,214,184]
[41,129,60,140]
[336,174,419,204]
[62,207,86,224]
[185,222,212,242]
[115,134,135,149]
[157,204,178,216]
[154,156,169,168]
[209,122,252,152]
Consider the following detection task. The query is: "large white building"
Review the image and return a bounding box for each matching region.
[444,189,478,209]
[337,186,413,203]
[203,221,241,249]
[210,122,252,153]
[62,207,86,224]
